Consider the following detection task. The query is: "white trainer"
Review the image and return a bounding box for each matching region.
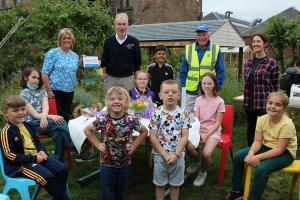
[193,171,207,186]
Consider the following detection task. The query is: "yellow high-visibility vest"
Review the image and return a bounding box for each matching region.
[185,43,219,92]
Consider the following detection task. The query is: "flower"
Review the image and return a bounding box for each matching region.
[136,99,143,108]
[130,98,155,119]
[130,99,146,113]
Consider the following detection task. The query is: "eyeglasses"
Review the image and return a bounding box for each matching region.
[161,89,179,95]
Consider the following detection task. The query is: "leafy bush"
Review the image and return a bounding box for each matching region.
[0,0,114,85]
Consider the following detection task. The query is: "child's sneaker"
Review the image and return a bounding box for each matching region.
[193,171,207,186]
[186,162,201,175]
[225,191,243,200]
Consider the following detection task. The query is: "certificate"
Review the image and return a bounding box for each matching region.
[83,56,100,69]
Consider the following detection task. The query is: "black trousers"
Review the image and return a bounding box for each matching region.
[245,109,266,146]
[18,157,69,200]
[53,90,74,123]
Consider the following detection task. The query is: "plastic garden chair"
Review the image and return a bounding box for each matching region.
[217,104,234,189]
[244,160,300,199]
[38,98,72,168]
[0,147,40,200]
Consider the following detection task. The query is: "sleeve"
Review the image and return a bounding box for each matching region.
[255,116,263,132]
[133,38,141,72]
[41,89,48,98]
[132,116,142,131]
[42,49,56,75]
[215,49,226,91]
[149,110,159,130]
[179,57,189,89]
[170,65,174,79]
[20,90,30,103]
[100,39,109,68]
[1,128,37,164]
[128,88,134,100]
[194,97,200,112]
[92,116,106,131]
[182,110,192,129]
[278,121,296,139]
[270,60,280,91]
[217,98,226,113]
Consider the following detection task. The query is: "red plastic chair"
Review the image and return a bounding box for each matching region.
[217,104,234,189]
[38,98,72,169]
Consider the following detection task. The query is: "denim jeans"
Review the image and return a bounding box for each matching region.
[232,145,293,200]
[100,165,130,200]
[31,118,74,161]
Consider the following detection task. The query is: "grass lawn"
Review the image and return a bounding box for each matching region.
[0,112,299,200]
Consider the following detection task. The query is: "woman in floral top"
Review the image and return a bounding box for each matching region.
[42,28,80,122]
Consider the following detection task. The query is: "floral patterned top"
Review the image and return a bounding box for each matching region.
[20,88,47,122]
[42,47,80,92]
[149,106,191,156]
[92,113,141,168]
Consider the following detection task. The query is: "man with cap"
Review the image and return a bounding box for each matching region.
[179,23,226,186]
[179,23,225,113]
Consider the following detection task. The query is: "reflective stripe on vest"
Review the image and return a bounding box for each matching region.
[185,43,219,92]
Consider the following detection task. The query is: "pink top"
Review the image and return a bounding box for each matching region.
[194,96,225,137]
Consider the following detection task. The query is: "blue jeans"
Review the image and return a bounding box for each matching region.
[232,145,293,200]
[100,165,130,200]
[31,119,74,161]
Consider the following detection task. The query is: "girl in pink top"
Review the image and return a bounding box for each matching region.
[186,72,225,186]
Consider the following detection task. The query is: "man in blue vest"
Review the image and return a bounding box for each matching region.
[179,23,226,113]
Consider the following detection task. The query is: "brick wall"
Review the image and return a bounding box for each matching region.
[115,0,200,25]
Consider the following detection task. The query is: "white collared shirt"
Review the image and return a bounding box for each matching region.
[115,33,128,44]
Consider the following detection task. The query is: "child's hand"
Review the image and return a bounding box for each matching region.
[40,116,48,130]
[247,155,261,167]
[37,154,47,164]
[167,154,178,164]
[97,143,106,153]
[38,151,48,160]
[127,143,135,155]
[244,153,254,164]
[49,115,65,125]
[163,153,171,163]
[200,133,208,143]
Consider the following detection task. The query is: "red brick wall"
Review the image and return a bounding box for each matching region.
[117,0,200,25]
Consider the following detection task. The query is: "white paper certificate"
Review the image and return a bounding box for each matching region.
[83,56,99,69]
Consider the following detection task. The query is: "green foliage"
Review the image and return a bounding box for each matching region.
[0,0,114,83]
[265,16,290,69]
[265,15,300,70]
[73,86,100,108]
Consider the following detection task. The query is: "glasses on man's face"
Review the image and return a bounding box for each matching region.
[161,89,179,95]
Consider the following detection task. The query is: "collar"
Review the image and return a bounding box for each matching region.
[195,40,211,51]
[115,33,128,44]
[155,62,165,68]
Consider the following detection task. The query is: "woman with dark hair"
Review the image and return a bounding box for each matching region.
[243,33,280,146]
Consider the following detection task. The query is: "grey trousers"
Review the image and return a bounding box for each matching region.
[103,74,134,94]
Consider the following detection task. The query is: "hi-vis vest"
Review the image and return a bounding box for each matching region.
[185,43,219,92]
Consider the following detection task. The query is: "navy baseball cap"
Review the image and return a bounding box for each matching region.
[195,23,209,32]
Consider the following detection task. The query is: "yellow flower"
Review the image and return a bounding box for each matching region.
[136,99,143,108]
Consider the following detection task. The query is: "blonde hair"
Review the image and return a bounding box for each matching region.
[105,87,131,114]
[2,95,26,113]
[115,13,128,24]
[57,28,75,47]
[133,70,149,87]
[267,91,289,111]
